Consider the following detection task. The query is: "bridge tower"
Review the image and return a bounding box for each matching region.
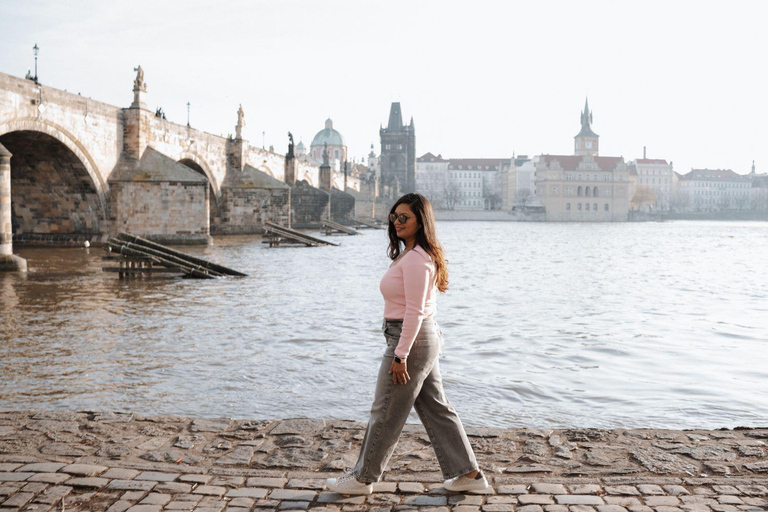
[0,143,27,271]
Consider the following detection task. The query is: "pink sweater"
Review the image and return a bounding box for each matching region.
[379,245,437,359]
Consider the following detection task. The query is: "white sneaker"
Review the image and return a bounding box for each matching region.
[444,471,489,493]
[326,472,373,495]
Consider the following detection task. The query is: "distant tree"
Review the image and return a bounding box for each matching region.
[631,185,656,211]
[654,190,670,211]
[485,191,502,210]
[751,188,768,211]
[669,189,690,212]
[515,188,532,207]
[444,180,461,210]
[718,194,731,211]
[733,191,750,210]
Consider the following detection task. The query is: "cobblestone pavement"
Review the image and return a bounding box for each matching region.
[0,410,766,511]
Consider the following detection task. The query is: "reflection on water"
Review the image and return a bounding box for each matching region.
[1,221,767,429]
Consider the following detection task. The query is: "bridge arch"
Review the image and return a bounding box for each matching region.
[0,118,107,210]
[301,172,315,188]
[0,122,107,240]
[177,152,220,198]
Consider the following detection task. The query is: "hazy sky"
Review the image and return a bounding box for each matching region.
[1,0,766,174]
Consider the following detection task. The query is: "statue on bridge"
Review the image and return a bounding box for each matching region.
[133,66,146,92]
[235,104,245,139]
[287,132,295,159]
[322,142,329,167]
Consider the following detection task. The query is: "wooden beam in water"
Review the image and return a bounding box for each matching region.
[264,222,339,247]
[322,220,362,235]
[117,233,247,277]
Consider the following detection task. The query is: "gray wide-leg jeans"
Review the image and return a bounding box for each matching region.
[352,318,479,483]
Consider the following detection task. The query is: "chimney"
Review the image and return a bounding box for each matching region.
[643,146,646,159]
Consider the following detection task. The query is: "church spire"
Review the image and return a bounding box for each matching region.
[387,102,403,130]
[577,97,598,138]
[574,97,599,156]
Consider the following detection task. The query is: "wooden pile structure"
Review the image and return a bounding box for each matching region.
[321,219,362,236]
[103,232,247,279]
[263,222,339,248]
[353,218,385,230]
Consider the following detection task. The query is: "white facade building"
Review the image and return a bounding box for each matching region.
[632,157,674,211]
[416,152,449,208]
[447,158,507,210]
[675,169,752,212]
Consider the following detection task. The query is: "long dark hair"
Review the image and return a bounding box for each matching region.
[387,193,449,293]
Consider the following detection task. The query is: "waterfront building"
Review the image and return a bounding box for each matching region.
[310,118,347,172]
[379,102,416,198]
[416,152,449,208]
[447,158,507,210]
[631,152,674,211]
[749,162,768,211]
[535,100,630,221]
[501,155,540,210]
[674,168,752,212]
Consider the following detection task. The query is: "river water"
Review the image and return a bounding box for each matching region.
[1,221,767,429]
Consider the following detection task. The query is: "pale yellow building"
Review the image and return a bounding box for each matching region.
[535,100,630,221]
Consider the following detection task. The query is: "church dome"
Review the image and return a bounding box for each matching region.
[296,140,305,150]
[311,118,346,148]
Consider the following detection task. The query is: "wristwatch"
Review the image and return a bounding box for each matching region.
[394,356,405,364]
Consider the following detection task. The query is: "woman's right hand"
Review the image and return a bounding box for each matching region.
[388,359,410,385]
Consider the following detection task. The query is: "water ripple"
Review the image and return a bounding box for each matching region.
[1,221,768,428]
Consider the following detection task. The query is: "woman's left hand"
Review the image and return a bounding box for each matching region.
[388,359,410,385]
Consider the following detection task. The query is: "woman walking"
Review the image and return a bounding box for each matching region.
[326,193,488,495]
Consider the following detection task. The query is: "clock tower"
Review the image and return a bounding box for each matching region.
[574,98,599,156]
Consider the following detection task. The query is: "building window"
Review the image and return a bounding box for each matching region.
[577,186,583,196]
[552,186,558,194]
[593,186,598,196]
[578,203,582,211]
[566,203,571,211]
[594,203,598,212]
[605,204,609,212]
[585,187,591,197]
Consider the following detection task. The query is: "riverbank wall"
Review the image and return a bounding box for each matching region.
[1,410,766,511]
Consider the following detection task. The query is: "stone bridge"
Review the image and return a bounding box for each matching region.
[0,69,357,269]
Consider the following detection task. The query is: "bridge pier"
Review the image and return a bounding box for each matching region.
[0,143,27,271]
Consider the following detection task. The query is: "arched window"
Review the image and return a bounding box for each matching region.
[578,203,582,211]
[566,203,571,211]
[585,187,591,197]
[604,203,609,212]
[577,186,583,196]
[593,186,599,196]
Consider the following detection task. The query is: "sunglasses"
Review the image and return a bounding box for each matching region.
[389,213,411,225]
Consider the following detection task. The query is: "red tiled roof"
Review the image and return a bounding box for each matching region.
[417,152,448,163]
[636,158,668,164]
[677,169,749,181]
[540,154,623,172]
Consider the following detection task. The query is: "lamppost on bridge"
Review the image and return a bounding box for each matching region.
[186,101,191,127]
[33,44,39,84]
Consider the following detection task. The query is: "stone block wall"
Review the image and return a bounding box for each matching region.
[245,146,286,182]
[109,181,210,244]
[290,180,329,226]
[214,188,290,234]
[0,72,121,196]
[330,189,355,222]
[2,132,103,240]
